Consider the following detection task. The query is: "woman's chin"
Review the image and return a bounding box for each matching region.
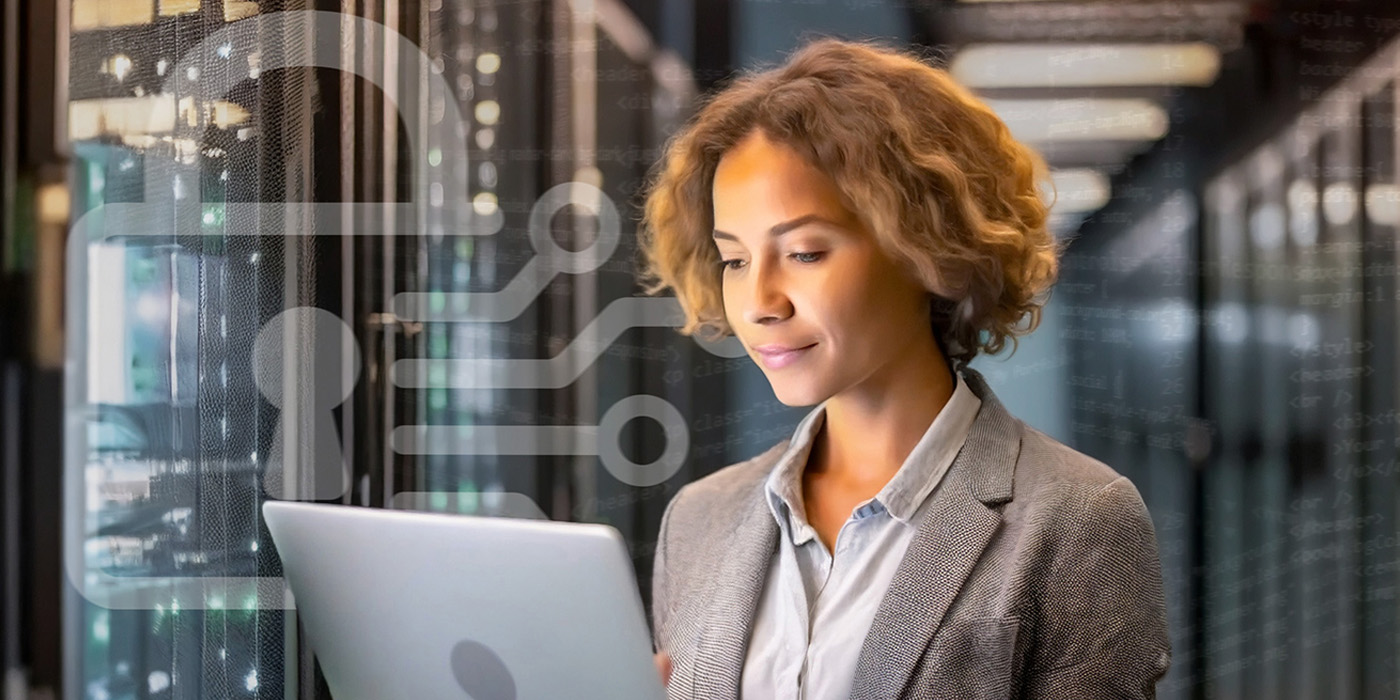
[769,382,827,408]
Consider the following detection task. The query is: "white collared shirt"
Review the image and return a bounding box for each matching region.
[740,365,982,700]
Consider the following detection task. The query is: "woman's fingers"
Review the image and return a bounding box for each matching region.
[654,651,672,686]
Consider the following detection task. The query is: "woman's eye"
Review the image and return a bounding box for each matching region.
[718,253,821,271]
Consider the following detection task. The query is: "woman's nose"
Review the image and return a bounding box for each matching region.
[741,257,791,325]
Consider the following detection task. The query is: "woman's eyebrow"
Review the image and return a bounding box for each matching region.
[712,213,839,242]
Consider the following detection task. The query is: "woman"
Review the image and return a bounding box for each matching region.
[634,37,1171,699]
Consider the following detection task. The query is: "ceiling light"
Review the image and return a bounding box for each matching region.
[952,43,1221,88]
[984,98,1169,143]
[1322,182,1358,226]
[1043,168,1110,214]
[476,52,501,74]
[474,100,500,125]
[1365,184,1400,226]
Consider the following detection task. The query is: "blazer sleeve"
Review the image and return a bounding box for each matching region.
[1021,475,1172,699]
[651,484,683,654]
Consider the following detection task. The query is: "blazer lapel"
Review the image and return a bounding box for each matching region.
[847,367,1021,700]
[692,472,781,700]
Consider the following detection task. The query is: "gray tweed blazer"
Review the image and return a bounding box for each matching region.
[650,365,1171,700]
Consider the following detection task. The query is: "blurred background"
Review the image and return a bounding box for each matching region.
[2,0,1400,698]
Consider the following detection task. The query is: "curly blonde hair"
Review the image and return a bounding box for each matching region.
[634,36,1065,365]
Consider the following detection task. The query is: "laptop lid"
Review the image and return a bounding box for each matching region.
[262,500,666,700]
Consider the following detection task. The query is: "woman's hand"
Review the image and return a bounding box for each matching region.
[654,651,672,686]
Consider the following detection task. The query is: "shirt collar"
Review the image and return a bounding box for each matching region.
[763,363,984,538]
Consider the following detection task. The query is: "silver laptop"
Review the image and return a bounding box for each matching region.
[262,500,667,700]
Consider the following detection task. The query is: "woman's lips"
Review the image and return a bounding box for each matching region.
[756,343,816,370]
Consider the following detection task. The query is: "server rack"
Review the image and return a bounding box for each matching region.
[61,1,700,698]
[1194,42,1400,700]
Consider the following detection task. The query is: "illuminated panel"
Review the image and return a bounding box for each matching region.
[158,0,200,16]
[72,0,155,31]
[68,96,178,141]
[224,0,260,21]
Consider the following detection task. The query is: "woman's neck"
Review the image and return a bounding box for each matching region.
[806,337,956,488]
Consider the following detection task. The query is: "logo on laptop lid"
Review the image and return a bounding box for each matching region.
[450,639,516,700]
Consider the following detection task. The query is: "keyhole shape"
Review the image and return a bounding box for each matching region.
[251,307,361,500]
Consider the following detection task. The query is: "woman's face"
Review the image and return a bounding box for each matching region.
[711,129,937,407]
